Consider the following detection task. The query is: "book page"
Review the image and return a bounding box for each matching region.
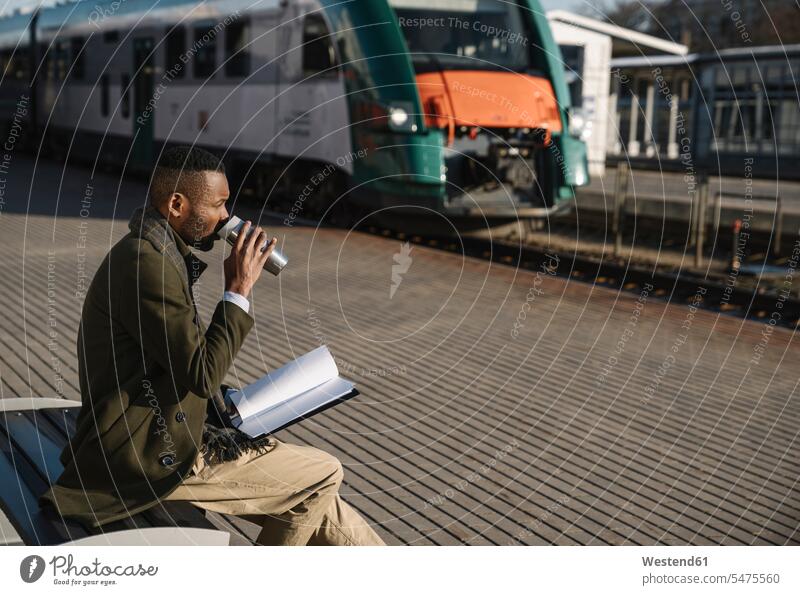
[228,345,339,421]
[237,376,355,438]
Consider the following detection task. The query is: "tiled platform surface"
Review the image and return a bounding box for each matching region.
[0,156,797,545]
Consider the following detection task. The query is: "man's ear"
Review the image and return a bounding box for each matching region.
[166,192,188,219]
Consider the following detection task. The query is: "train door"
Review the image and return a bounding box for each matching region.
[231,11,280,158]
[273,8,352,170]
[131,36,155,171]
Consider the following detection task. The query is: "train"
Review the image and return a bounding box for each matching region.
[0,0,589,231]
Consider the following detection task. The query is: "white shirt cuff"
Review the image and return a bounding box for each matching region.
[223,291,250,313]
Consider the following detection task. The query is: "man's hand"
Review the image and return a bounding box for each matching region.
[224,220,277,298]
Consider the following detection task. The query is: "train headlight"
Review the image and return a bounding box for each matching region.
[387,102,416,132]
[568,107,593,142]
[389,107,408,127]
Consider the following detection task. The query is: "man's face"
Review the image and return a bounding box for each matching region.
[178,171,230,252]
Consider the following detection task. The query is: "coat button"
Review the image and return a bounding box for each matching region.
[175,411,186,422]
[160,454,175,467]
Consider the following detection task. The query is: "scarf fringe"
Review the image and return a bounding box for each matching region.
[200,424,274,465]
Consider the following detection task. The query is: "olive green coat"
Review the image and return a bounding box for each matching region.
[39,207,253,527]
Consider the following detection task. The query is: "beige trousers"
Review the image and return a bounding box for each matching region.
[165,437,385,546]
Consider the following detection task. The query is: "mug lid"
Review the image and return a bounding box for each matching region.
[215,216,242,239]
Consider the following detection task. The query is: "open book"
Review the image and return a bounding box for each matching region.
[224,346,358,438]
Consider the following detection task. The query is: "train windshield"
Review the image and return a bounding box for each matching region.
[392,0,532,72]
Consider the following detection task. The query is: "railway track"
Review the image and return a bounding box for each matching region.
[385,229,800,329]
[257,206,800,330]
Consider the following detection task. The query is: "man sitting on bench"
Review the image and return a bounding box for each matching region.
[39,145,384,546]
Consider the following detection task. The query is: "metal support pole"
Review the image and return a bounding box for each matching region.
[613,162,629,258]
[712,191,722,242]
[695,173,709,268]
[688,196,694,249]
[774,195,783,257]
[731,219,742,272]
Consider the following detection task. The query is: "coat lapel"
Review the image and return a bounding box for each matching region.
[129,206,192,285]
[128,205,208,325]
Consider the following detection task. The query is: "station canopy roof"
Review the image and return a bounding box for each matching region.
[547,10,688,58]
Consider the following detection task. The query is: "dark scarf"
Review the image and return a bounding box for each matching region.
[128,205,274,465]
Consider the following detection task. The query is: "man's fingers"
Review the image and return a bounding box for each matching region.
[247,226,266,254]
[259,237,277,264]
[235,221,251,253]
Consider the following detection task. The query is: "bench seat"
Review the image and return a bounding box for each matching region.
[0,399,259,546]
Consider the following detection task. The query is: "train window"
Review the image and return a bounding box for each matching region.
[778,99,800,153]
[193,23,217,78]
[761,101,776,141]
[225,19,249,77]
[714,66,730,87]
[121,74,130,118]
[559,45,584,108]
[165,26,186,78]
[41,45,51,81]
[302,13,337,77]
[394,2,530,73]
[713,101,734,136]
[101,73,109,117]
[0,49,27,80]
[13,48,29,80]
[732,65,749,90]
[54,40,69,81]
[732,101,755,140]
[103,30,119,43]
[765,62,785,84]
[71,37,85,80]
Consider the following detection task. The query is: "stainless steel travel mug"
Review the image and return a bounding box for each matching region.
[216,215,288,275]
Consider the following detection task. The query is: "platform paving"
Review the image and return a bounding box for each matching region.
[0,156,797,545]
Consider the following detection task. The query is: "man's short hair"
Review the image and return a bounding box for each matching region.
[149,145,226,206]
